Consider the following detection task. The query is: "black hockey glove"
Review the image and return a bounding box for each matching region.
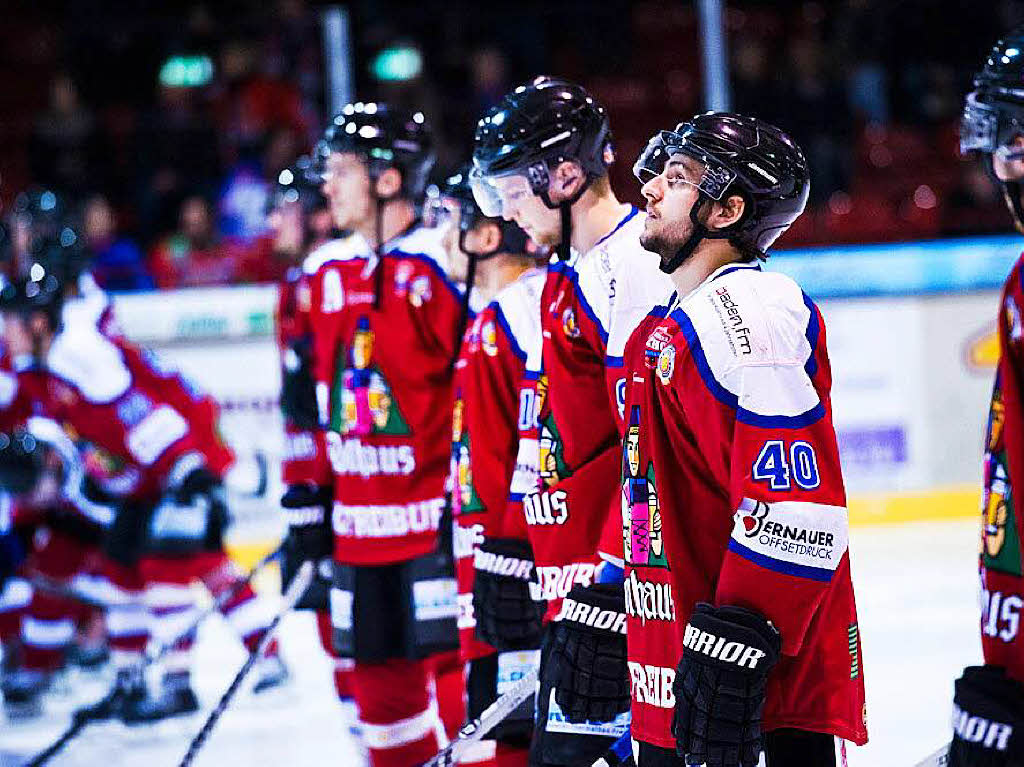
[280,338,319,430]
[472,537,545,651]
[949,665,1024,767]
[140,465,228,555]
[546,582,630,724]
[281,484,333,610]
[672,603,781,767]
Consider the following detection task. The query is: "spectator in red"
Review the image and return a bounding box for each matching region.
[150,195,283,289]
[83,195,154,292]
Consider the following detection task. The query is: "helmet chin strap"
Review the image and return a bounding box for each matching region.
[1002,181,1024,234]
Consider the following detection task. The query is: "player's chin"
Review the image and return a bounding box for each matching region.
[639,230,669,258]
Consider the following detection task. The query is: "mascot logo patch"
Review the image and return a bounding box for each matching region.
[656,345,676,385]
[621,406,668,569]
[481,320,499,357]
[562,307,580,339]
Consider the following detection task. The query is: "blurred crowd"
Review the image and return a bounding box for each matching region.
[0,0,1021,291]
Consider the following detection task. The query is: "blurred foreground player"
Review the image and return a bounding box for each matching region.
[0,259,286,722]
[954,26,1024,766]
[622,113,867,766]
[308,103,465,766]
[470,77,670,766]
[439,167,544,767]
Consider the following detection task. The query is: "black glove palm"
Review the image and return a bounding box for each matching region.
[673,603,781,767]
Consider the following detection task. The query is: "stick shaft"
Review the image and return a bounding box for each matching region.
[176,560,314,767]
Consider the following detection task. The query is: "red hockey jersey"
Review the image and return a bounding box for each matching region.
[980,254,1024,683]
[621,262,867,748]
[276,264,330,487]
[522,206,670,610]
[452,268,544,660]
[305,226,466,565]
[8,323,214,503]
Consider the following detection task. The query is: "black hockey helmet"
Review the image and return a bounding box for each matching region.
[441,166,529,259]
[0,430,44,495]
[0,262,65,330]
[269,155,327,216]
[634,112,809,272]
[470,77,613,220]
[961,26,1024,229]
[318,102,435,200]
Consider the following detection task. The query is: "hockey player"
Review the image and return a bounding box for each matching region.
[0,256,286,722]
[307,102,465,767]
[0,421,112,717]
[470,77,671,765]
[620,113,867,766]
[953,26,1024,766]
[439,167,544,767]
[268,158,366,756]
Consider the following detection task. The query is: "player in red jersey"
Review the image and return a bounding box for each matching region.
[0,255,286,723]
[620,113,867,766]
[266,158,367,759]
[306,103,465,767]
[437,167,544,767]
[471,78,671,766]
[953,26,1024,767]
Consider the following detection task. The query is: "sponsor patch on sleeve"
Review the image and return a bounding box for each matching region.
[728,497,848,582]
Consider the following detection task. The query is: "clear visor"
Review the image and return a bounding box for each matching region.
[632,131,738,200]
[961,91,1024,161]
[468,166,534,218]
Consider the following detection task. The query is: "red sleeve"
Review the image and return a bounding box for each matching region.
[980,260,1024,681]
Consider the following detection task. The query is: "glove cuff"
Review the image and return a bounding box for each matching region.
[474,537,536,582]
[682,603,780,676]
[554,583,627,635]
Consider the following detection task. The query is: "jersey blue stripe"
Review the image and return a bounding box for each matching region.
[593,206,639,250]
[606,355,624,367]
[671,307,825,429]
[802,291,820,380]
[523,369,541,381]
[490,302,527,363]
[727,539,835,583]
[548,261,609,345]
[508,492,525,502]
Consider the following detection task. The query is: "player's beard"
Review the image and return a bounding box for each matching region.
[640,220,694,272]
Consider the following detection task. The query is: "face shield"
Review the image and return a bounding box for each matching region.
[633,130,738,200]
[468,163,547,218]
[961,90,1024,162]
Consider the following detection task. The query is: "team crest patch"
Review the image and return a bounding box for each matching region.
[409,275,432,307]
[644,326,672,369]
[656,345,675,384]
[394,261,414,297]
[562,307,580,338]
[621,406,669,569]
[481,320,499,357]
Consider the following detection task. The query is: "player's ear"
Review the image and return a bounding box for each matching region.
[550,161,585,203]
[470,221,502,254]
[375,167,403,199]
[707,193,746,233]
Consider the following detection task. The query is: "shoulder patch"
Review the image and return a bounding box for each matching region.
[47,327,131,404]
[679,268,822,424]
[303,233,370,275]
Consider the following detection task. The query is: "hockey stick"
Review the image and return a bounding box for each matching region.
[424,665,540,767]
[22,542,284,767]
[143,543,283,665]
[912,743,949,767]
[176,560,314,767]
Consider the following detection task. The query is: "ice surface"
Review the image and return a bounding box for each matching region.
[0,519,982,767]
